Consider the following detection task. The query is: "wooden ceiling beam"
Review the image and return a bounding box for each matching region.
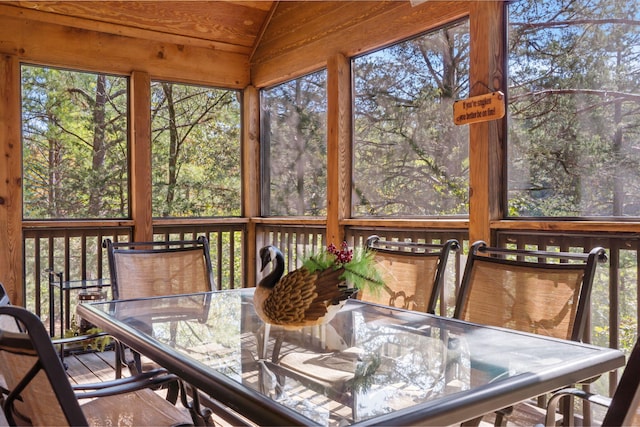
[0,3,252,55]
[0,13,249,88]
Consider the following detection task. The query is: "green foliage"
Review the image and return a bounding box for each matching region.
[507,0,640,217]
[346,353,381,394]
[21,68,242,220]
[22,66,128,219]
[352,19,470,217]
[261,70,328,216]
[301,243,384,294]
[151,82,241,217]
[63,317,111,352]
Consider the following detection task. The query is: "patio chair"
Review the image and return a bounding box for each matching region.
[103,236,215,380]
[454,240,607,426]
[103,236,215,301]
[0,282,109,367]
[364,235,460,313]
[0,304,194,426]
[542,339,640,427]
[454,240,606,340]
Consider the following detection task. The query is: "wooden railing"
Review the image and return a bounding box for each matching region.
[23,221,246,336]
[23,226,131,320]
[24,223,636,347]
[255,222,327,275]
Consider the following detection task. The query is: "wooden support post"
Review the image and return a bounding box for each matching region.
[468,1,507,245]
[243,85,261,288]
[326,53,352,246]
[0,55,23,305]
[130,71,153,242]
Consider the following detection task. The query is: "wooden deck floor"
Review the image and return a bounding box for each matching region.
[64,350,244,427]
[65,349,119,384]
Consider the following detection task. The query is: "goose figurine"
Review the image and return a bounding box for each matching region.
[254,245,359,328]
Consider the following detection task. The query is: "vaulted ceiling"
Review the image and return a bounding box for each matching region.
[0,1,278,56]
[0,1,464,87]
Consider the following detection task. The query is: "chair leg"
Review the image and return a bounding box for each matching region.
[166,380,179,405]
[114,341,124,378]
[493,406,512,426]
[494,411,507,427]
[179,382,214,426]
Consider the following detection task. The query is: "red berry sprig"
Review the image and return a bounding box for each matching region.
[327,241,353,265]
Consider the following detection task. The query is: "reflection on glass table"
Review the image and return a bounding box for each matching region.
[77,289,624,427]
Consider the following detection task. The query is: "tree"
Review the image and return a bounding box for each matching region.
[261,71,328,216]
[352,19,470,217]
[22,66,128,219]
[151,82,241,217]
[508,0,640,217]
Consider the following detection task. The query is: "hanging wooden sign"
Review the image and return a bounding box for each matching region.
[453,91,505,125]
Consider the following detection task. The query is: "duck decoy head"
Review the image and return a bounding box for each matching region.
[259,245,277,272]
[258,245,285,289]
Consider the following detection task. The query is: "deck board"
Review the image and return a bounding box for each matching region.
[65,351,113,385]
[66,350,117,384]
[65,350,240,426]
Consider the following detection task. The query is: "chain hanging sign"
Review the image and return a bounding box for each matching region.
[453,91,505,125]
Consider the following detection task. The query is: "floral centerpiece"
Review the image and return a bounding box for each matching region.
[301,241,385,294]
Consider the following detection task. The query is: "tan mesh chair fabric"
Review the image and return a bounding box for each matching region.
[0,335,70,426]
[455,241,606,341]
[112,249,212,300]
[362,252,439,312]
[363,236,460,314]
[104,237,214,301]
[457,260,585,340]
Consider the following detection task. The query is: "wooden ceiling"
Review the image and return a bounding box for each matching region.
[0,0,465,87]
[0,1,278,56]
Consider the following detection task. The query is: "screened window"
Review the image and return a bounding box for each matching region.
[507,1,640,217]
[260,70,328,216]
[352,19,470,217]
[22,65,128,219]
[151,81,241,217]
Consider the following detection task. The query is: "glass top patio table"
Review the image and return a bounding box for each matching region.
[77,288,624,426]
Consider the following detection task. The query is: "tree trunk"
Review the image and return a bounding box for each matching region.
[89,74,107,216]
[163,82,179,216]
